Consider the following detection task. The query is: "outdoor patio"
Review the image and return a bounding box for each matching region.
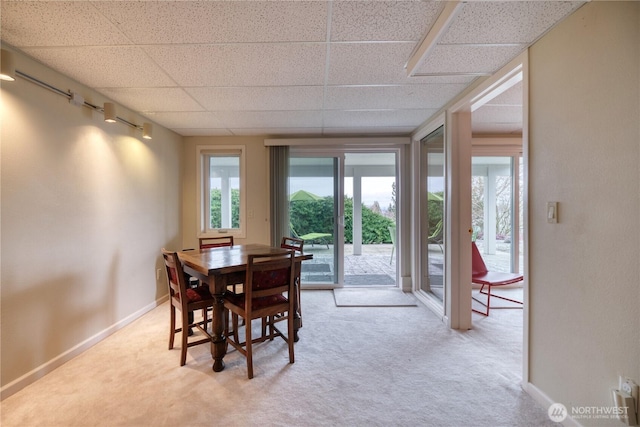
[300,241,518,288]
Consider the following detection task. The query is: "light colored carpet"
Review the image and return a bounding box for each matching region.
[0,290,554,427]
[334,288,418,307]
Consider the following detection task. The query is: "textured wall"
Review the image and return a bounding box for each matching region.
[1,49,183,390]
[528,2,640,424]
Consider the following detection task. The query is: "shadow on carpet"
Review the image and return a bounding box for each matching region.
[334,288,418,307]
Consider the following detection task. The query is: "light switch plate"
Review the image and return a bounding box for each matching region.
[547,202,558,223]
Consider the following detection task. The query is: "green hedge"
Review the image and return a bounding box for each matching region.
[290,197,395,244]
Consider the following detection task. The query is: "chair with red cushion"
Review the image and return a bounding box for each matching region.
[224,250,296,379]
[471,241,523,316]
[162,249,215,366]
[199,236,234,250]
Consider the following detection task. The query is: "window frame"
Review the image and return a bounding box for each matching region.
[196,145,246,239]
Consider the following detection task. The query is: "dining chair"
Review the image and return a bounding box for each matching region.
[161,249,215,366]
[199,235,234,249]
[224,250,296,379]
[471,241,523,316]
[281,236,304,331]
[199,235,241,293]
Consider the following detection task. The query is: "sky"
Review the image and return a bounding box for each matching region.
[290,176,396,209]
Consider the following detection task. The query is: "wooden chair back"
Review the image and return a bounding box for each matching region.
[161,249,215,365]
[223,250,296,378]
[199,235,234,249]
[281,236,304,253]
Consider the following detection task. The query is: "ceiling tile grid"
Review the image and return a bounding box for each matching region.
[97,88,205,113]
[143,44,327,88]
[0,1,130,47]
[92,1,329,44]
[185,86,324,112]
[325,84,469,110]
[330,1,442,42]
[21,46,176,88]
[440,1,585,45]
[1,1,586,136]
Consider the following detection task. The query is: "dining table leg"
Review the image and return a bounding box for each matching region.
[210,292,227,372]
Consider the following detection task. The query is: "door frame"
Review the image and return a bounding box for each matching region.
[410,51,529,382]
[289,144,406,289]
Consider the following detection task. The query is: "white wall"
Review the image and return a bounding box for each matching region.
[528,2,640,424]
[0,48,183,396]
[181,136,271,250]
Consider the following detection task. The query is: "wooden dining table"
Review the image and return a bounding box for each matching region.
[178,243,312,372]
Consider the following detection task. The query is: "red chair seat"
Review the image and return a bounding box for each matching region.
[471,242,523,316]
[472,271,523,287]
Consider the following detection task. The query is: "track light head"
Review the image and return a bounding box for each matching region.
[142,123,152,140]
[1,49,16,82]
[103,102,116,123]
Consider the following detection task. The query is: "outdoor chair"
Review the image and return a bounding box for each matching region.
[224,251,296,379]
[428,220,443,253]
[161,249,215,366]
[290,224,331,249]
[471,241,523,316]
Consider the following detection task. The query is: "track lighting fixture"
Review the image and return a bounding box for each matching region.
[0,49,16,81]
[103,102,117,123]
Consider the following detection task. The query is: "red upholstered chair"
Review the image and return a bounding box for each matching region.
[281,236,304,332]
[199,236,234,249]
[224,251,296,379]
[471,241,523,316]
[162,249,215,366]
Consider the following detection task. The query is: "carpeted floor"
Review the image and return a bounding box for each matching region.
[334,288,418,307]
[0,290,553,427]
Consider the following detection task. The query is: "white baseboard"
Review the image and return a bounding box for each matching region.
[1,295,169,401]
[523,381,583,427]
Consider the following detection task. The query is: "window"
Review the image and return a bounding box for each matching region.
[197,146,246,238]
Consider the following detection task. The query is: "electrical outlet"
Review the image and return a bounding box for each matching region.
[619,376,639,425]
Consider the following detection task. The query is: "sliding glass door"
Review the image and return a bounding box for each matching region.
[421,126,446,305]
[289,150,399,288]
[289,155,341,286]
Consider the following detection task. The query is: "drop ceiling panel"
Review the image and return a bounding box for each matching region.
[186,86,324,112]
[473,106,523,125]
[146,112,223,129]
[323,109,437,128]
[328,42,420,85]
[1,1,587,137]
[98,88,204,113]
[415,44,525,75]
[213,111,323,129]
[323,126,416,135]
[472,123,523,136]
[325,84,469,110]
[330,1,442,42]
[174,128,234,137]
[144,44,326,87]
[21,46,176,88]
[441,1,583,44]
[486,81,523,106]
[93,1,328,44]
[0,1,130,47]
[228,128,324,136]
